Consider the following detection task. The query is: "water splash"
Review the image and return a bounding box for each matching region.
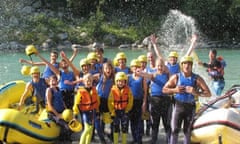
[156,9,207,75]
[157,10,201,73]
[157,10,198,57]
[157,9,215,100]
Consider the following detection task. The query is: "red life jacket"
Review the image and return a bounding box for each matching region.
[111,85,130,110]
[77,87,98,111]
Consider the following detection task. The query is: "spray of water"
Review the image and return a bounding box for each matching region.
[157,10,198,55]
[157,9,214,101]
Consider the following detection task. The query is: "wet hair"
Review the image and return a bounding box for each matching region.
[155,57,164,65]
[51,51,58,58]
[83,73,93,81]
[49,75,58,81]
[95,47,104,53]
[60,59,67,63]
[210,49,217,56]
[101,61,115,90]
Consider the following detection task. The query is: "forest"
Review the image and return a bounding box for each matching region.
[47,0,240,41]
[1,0,240,47]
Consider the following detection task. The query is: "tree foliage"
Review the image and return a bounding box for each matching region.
[42,0,240,42]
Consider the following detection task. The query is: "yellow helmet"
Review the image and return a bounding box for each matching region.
[68,119,82,132]
[25,45,38,56]
[113,57,119,67]
[130,59,141,67]
[80,58,90,67]
[138,55,147,63]
[115,72,128,82]
[142,111,150,120]
[116,52,127,60]
[180,56,193,64]
[21,65,31,75]
[102,112,113,124]
[168,51,178,58]
[87,52,98,61]
[30,66,40,74]
[62,109,73,122]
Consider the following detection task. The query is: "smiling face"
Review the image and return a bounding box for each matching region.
[156,58,165,73]
[95,48,104,59]
[168,56,178,65]
[118,58,126,68]
[31,72,40,81]
[60,59,69,70]
[181,61,193,76]
[49,75,58,87]
[139,61,147,70]
[147,52,155,64]
[50,52,58,63]
[81,64,90,74]
[116,80,126,88]
[83,73,93,88]
[131,65,140,73]
[103,62,113,77]
[147,52,156,68]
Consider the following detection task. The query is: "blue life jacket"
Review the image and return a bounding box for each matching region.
[166,62,180,75]
[58,71,75,91]
[150,73,169,96]
[175,72,198,103]
[115,67,131,74]
[30,78,48,103]
[128,75,144,99]
[49,88,65,113]
[96,74,114,99]
[42,63,59,79]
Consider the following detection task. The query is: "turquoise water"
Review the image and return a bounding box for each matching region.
[0,48,239,94]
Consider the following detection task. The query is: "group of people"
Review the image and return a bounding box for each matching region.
[17,35,226,144]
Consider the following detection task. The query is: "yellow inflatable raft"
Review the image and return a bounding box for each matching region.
[0,108,60,144]
[0,80,32,108]
[191,86,240,144]
[191,108,240,144]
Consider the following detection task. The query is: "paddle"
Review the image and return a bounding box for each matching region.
[190,88,237,130]
[194,88,237,120]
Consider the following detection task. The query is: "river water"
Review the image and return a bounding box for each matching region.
[0,48,239,95]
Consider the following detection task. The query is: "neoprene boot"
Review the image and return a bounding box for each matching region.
[113,132,119,144]
[122,133,127,144]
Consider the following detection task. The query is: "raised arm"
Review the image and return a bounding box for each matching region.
[138,71,154,80]
[186,34,197,56]
[151,34,164,59]
[69,47,79,62]
[60,51,80,79]
[19,58,45,66]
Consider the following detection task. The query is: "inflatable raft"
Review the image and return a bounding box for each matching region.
[191,86,240,144]
[0,80,32,108]
[0,108,60,144]
[191,108,240,144]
